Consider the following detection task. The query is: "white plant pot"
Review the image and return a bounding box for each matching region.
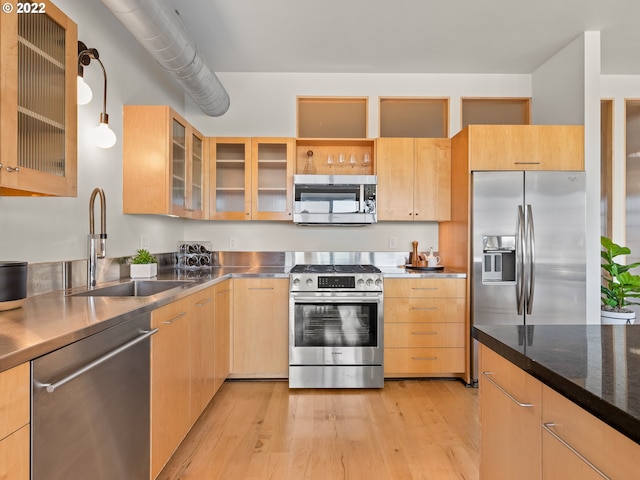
[601,309,636,325]
[130,263,157,279]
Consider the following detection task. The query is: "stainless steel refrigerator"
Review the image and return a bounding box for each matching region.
[471,171,586,384]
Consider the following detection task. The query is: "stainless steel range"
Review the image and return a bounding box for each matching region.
[289,264,384,388]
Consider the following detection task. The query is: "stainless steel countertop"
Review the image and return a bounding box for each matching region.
[379,266,467,278]
[0,265,465,372]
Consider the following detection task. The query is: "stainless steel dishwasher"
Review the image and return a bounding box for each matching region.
[31,313,156,480]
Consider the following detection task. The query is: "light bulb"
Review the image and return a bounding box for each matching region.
[77,76,93,105]
[93,122,116,148]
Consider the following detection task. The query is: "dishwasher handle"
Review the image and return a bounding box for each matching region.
[36,328,158,394]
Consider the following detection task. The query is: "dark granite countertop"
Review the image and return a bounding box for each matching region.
[473,324,640,445]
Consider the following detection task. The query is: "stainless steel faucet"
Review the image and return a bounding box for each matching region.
[88,188,107,288]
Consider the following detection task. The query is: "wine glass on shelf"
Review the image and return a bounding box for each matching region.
[362,153,371,168]
[327,154,334,168]
[338,153,345,168]
[349,154,357,168]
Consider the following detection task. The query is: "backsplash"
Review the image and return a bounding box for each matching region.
[25,250,416,296]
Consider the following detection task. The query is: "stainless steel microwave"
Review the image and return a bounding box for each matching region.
[292,174,377,225]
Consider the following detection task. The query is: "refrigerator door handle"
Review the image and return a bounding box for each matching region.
[516,205,525,315]
[527,204,536,314]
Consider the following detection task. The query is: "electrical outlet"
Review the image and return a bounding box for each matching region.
[388,236,397,249]
[229,237,238,250]
[140,233,150,250]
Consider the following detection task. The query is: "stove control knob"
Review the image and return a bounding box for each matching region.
[292,277,301,286]
[375,278,383,288]
[366,278,374,287]
[357,278,365,287]
[306,278,314,287]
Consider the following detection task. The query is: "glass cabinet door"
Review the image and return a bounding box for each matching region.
[251,138,294,221]
[190,134,204,214]
[171,119,186,211]
[1,3,77,196]
[210,138,251,220]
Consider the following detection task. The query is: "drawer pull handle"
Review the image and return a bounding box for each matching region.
[411,331,437,335]
[481,371,533,407]
[412,356,438,361]
[163,312,187,324]
[514,161,542,165]
[413,307,438,311]
[542,423,611,479]
[412,287,438,291]
[249,287,274,291]
[196,297,213,307]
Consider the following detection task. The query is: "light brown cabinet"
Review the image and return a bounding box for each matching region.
[479,345,541,480]
[150,297,192,479]
[377,138,451,221]
[209,137,294,220]
[231,278,288,378]
[213,279,232,393]
[151,281,232,478]
[479,344,640,479]
[0,1,77,196]
[0,362,30,480]
[123,105,206,219]
[384,278,465,378]
[541,384,640,480]
[251,137,295,220]
[190,287,216,423]
[464,124,584,171]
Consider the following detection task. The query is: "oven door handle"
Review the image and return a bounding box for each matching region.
[291,294,382,303]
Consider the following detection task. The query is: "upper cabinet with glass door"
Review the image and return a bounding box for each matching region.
[209,137,295,220]
[123,105,206,219]
[251,138,294,221]
[0,1,78,196]
[209,138,251,220]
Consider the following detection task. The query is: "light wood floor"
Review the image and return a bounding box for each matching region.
[158,379,480,480]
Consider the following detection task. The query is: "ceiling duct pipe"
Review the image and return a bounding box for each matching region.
[100,0,230,117]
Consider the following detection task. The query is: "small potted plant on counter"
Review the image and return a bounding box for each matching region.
[130,249,158,278]
[601,236,640,324]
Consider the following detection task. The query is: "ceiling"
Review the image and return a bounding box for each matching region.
[167,0,640,75]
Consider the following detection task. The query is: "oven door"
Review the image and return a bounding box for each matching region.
[289,291,383,366]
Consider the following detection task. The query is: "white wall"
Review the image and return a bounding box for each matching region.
[21,0,620,265]
[531,32,602,322]
[532,34,586,125]
[0,0,188,263]
[182,72,531,253]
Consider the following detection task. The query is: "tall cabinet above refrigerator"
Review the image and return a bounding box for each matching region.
[438,124,585,385]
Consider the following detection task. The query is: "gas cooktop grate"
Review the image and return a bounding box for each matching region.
[290,264,381,274]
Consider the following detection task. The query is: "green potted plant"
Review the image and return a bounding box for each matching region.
[600,236,640,324]
[130,249,158,278]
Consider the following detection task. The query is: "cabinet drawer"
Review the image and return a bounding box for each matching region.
[385,297,465,323]
[0,363,29,441]
[385,323,464,348]
[384,278,465,298]
[542,385,640,479]
[480,345,539,404]
[0,424,29,480]
[384,347,465,374]
[151,296,191,328]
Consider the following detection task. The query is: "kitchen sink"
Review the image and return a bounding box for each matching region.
[71,280,195,297]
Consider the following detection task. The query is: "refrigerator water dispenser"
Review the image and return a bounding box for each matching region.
[482,235,516,284]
